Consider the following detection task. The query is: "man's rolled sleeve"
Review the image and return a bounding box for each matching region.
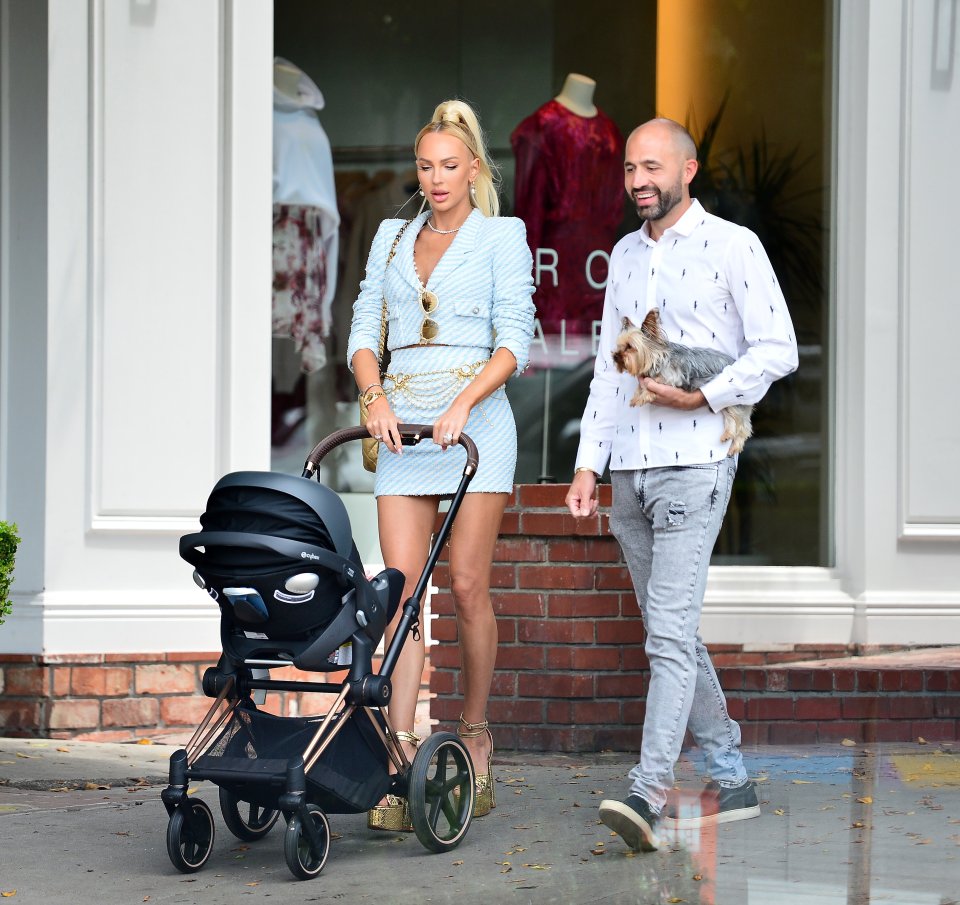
[701,228,799,411]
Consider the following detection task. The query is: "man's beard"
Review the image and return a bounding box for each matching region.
[632,179,683,222]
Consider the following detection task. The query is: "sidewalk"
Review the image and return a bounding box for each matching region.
[1,736,959,904]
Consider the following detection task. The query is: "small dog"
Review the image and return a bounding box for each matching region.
[612,308,753,454]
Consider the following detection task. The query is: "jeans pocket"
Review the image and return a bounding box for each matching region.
[653,465,722,529]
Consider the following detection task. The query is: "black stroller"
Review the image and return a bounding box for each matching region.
[160,425,479,880]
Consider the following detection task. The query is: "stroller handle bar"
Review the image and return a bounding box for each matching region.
[302,425,479,479]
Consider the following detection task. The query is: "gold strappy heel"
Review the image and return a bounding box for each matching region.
[458,715,495,817]
[367,730,420,832]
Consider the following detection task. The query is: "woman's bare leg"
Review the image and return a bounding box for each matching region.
[377,494,440,763]
[447,492,509,770]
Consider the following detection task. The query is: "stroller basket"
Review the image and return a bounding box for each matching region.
[194,705,390,814]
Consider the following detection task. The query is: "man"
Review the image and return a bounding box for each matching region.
[565,118,798,852]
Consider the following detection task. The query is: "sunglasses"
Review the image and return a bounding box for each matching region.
[419,288,439,342]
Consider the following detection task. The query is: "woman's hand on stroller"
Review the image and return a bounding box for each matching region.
[434,399,471,451]
[365,397,402,454]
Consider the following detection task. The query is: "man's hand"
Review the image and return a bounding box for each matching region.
[642,378,706,411]
[566,470,599,518]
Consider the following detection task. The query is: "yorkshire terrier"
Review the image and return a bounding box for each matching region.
[612,308,753,455]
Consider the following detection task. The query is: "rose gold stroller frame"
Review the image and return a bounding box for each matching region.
[161,425,479,880]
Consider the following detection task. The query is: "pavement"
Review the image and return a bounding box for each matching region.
[1,735,959,904]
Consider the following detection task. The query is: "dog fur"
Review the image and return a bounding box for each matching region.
[612,308,753,455]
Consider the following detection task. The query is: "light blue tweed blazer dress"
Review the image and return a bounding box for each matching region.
[347,208,535,496]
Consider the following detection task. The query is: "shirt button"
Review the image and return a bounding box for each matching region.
[472,306,480,314]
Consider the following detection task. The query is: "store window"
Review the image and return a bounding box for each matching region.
[271,0,832,567]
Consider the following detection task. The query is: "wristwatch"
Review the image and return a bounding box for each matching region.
[360,388,386,406]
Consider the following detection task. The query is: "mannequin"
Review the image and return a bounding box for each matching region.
[554,73,598,118]
[511,74,624,332]
[271,58,341,473]
[273,60,302,101]
[271,57,340,373]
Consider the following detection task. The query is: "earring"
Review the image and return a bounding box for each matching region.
[419,189,425,197]
[469,183,476,198]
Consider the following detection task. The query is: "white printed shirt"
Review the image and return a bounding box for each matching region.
[575,199,799,473]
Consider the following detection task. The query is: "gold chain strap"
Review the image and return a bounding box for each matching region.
[376,220,412,364]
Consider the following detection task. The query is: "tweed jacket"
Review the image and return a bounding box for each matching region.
[347,208,536,374]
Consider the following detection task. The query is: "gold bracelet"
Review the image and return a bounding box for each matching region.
[575,467,599,478]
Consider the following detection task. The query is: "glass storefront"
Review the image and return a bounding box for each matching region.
[271,0,832,567]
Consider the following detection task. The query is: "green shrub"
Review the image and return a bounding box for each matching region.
[0,520,21,625]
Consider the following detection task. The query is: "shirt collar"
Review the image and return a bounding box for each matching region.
[638,198,705,246]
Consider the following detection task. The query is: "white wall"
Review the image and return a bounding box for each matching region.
[1,0,273,654]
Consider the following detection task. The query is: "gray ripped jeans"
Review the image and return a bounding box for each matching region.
[610,458,748,813]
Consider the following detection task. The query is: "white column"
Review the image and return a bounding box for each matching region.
[834,0,960,643]
[1,0,273,655]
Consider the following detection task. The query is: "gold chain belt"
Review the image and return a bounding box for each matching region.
[383,359,489,411]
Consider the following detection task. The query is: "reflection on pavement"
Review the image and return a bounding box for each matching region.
[660,744,960,905]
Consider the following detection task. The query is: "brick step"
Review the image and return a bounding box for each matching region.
[722,648,960,745]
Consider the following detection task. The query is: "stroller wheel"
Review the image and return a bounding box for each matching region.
[283,804,330,880]
[166,798,215,873]
[408,732,474,853]
[219,788,280,841]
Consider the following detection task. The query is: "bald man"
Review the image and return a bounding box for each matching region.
[565,118,798,852]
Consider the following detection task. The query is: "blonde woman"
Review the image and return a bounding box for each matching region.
[347,100,535,830]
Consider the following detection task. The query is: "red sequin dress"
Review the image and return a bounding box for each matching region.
[511,100,625,334]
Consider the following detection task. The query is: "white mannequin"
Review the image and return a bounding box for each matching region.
[273,60,302,101]
[554,73,598,118]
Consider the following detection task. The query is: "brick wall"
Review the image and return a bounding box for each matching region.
[0,653,359,742]
[429,485,960,750]
[2,485,958,744]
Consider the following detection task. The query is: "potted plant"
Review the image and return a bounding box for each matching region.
[0,520,21,625]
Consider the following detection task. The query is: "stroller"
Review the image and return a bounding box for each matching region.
[160,425,479,880]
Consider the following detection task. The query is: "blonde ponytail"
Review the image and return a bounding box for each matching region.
[415,99,500,217]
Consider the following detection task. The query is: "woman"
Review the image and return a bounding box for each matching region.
[346,100,535,831]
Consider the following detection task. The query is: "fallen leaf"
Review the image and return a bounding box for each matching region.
[136,738,155,745]
[244,881,259,887]
[917,737,928,745]
[856,796,873,804]
[774,808,785,816]
[693,874,702,881]
[522,864,550,870]
[851,821,865,828]
[915,838,932,845]
[590,848,606,855]
[452,860,463,866]
[792,780,813,784]
[56,747,70,753]
[1,892,16,899]
[14,753,34,759]
[841,739,857,747]
[667,898,686,904]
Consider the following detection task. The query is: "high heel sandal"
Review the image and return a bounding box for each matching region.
[458,714,495,817]
[367,730,420,832]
